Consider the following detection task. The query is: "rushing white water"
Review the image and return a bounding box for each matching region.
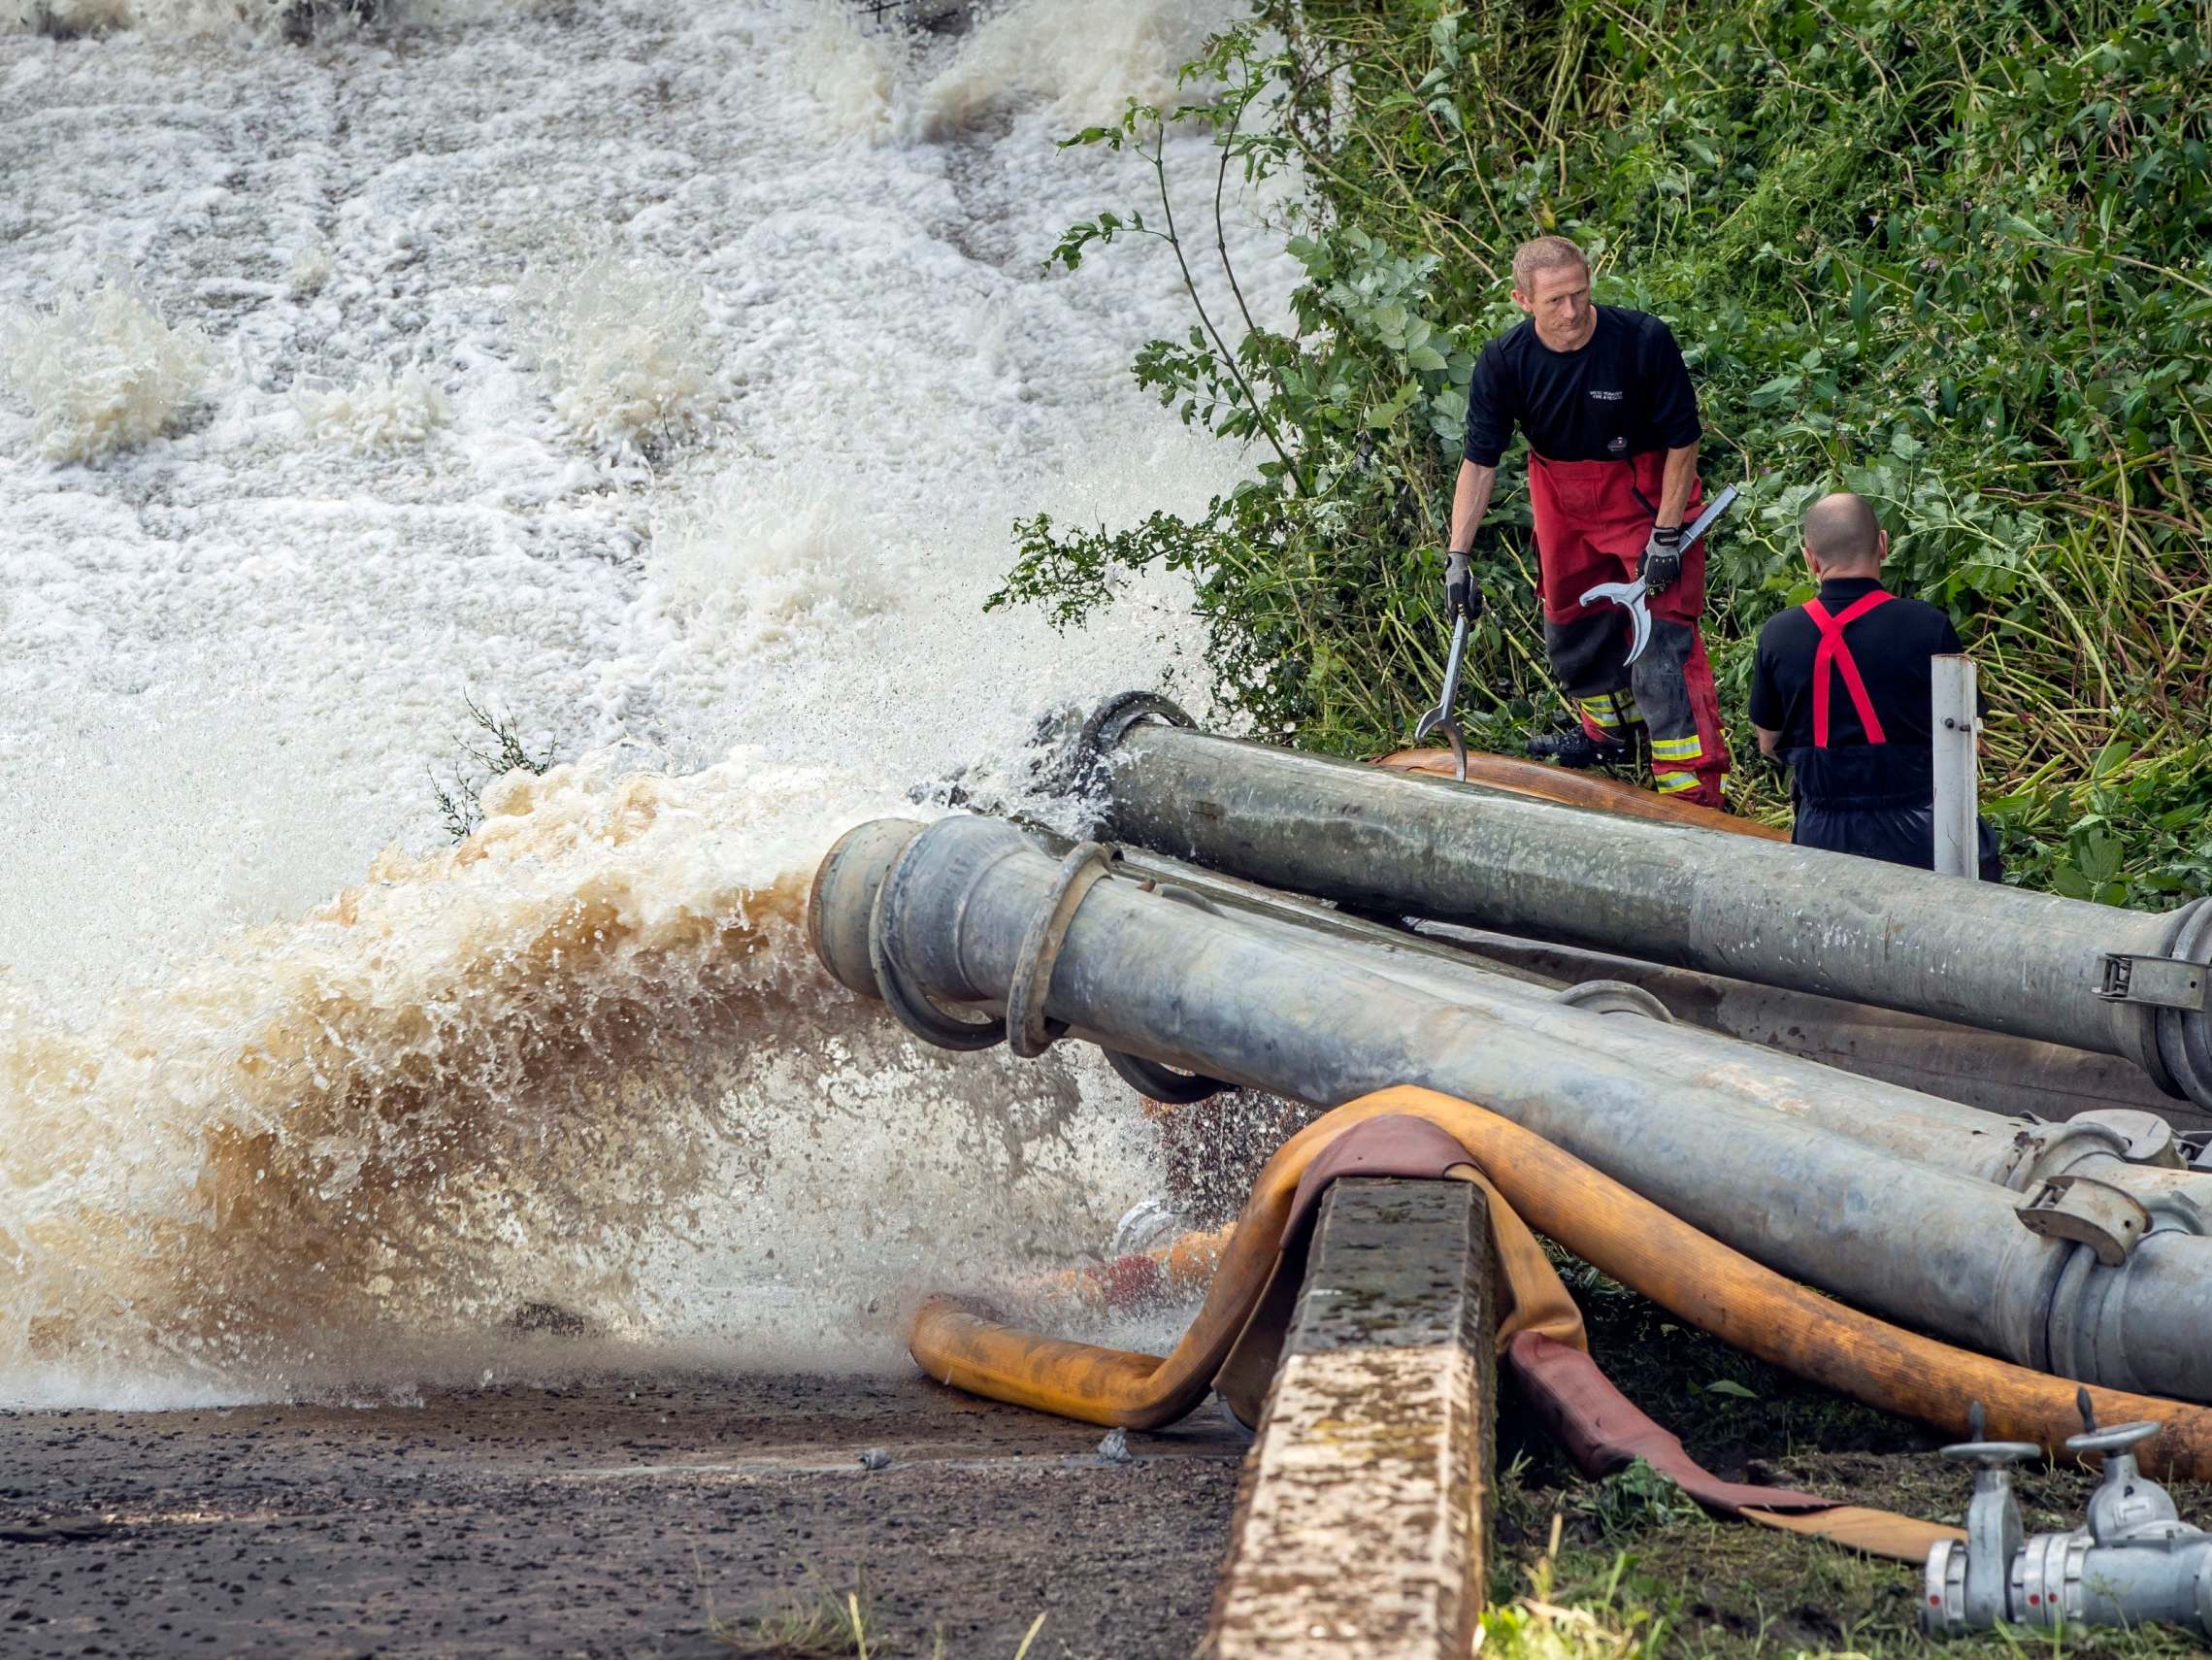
[0,0,1293,1406]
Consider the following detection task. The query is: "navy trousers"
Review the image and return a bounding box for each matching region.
[1794,800,2004,882]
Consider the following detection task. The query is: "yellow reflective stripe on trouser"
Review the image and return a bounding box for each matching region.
[1650,734,1704,762]
[1654,770,1702,794]
[1577,690,1641,732]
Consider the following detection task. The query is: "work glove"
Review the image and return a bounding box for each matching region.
[1638,524,1684,595]
[1443,550,1483,621]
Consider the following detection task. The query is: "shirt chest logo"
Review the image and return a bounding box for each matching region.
[1589,388,1624,401]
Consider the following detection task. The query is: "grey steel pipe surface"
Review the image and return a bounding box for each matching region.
[1090,715,2212,1109]
[809,813,2212,1400]
[1099,844,2212,1212]
[1423,927,2208,1133]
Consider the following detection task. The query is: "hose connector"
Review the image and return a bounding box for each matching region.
[1924,1404,2035,1635]
[1928,1392,2212,1636]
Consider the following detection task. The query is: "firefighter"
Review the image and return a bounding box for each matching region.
[1443,235,1728,807]
[1749,491,2002,877]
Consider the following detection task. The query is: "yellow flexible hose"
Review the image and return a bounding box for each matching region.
[910,1087,2212,1480]
[909,1097,1389,1429]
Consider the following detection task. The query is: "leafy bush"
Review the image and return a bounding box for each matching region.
[1568,1458,1706,1543]
[992,0,2212,904]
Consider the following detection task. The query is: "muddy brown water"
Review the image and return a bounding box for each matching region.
[0,1373,1247,1658]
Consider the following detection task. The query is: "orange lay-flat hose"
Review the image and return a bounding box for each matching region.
[909,1095,1417,1429]
[1370,747,1789,841]
[910,1087,2212,1479]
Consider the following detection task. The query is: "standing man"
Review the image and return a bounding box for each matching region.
[1750,491,2001,877]
[1443,236,1728,807]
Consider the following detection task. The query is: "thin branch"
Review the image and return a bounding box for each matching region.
[1147,115,1300,486]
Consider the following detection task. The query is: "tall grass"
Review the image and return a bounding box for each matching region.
[994,0,2212,905]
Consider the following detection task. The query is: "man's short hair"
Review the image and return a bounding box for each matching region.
[1511,235,1589,292]
[1802,492,1883,567]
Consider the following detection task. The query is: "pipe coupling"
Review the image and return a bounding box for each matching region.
[1073,690,1197,798]
[1007,843,1117,1057]
[1997,1110,2185,1193]
[809,813,1233,1096]
[2151,898,2212,1111]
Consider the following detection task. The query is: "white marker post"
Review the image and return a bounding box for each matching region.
[1931,654,1980,880]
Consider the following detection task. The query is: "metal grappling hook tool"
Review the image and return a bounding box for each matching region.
[1577,483,1740,665]
[1416,561,1473,782]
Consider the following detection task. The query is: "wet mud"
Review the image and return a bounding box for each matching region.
[0,1371,1246,1658]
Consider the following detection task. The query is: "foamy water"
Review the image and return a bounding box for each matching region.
[0,0,1289,1405]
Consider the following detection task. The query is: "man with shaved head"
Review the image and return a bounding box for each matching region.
[1750,492,1999,876]
[1445,235,1728,807]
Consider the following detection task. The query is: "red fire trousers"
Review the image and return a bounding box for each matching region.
[1529,449,1730,808]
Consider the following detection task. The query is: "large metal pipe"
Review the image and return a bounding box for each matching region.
[1083,707,2212,1111]
[811,813,2212,1400]
[1108,841,2202,1134]
[1419,927,2208,1133]
[1101,842,2212,1211]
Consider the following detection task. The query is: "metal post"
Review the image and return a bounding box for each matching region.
[1933,654,1981,881]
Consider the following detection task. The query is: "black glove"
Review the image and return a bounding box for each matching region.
[1444,550,1483,621]
[1638,525,1684,594]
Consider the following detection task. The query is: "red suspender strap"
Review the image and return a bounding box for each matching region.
[1801,591,1896,747]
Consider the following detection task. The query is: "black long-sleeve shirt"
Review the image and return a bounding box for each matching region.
[1462,307,1701,467]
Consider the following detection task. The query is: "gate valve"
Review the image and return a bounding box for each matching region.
[1924,1404,2039,1634]
[2069,1389,2181,1544]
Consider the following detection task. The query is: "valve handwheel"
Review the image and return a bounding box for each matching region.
[2066,1419,2162,1458]
[1942,1404,2041,1468]
[1939,1439,2043,1467]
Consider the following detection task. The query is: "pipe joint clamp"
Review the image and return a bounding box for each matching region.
[2150,900,2212,1112]
[1007,843,1118,1058]
[2016,1175,2152,1266]
[1001,846,1235,1108]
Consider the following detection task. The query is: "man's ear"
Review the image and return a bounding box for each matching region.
[1509,286,1533,315]
[1875,528,1890,564]
[1802,544,1822,581]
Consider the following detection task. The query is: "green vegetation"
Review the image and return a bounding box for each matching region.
[427,693,559,843]
[1484,1257,2212,1656]
[993,0,2212,905]
[703,1568,1048,1659]
[1485,1501,2212,1658]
